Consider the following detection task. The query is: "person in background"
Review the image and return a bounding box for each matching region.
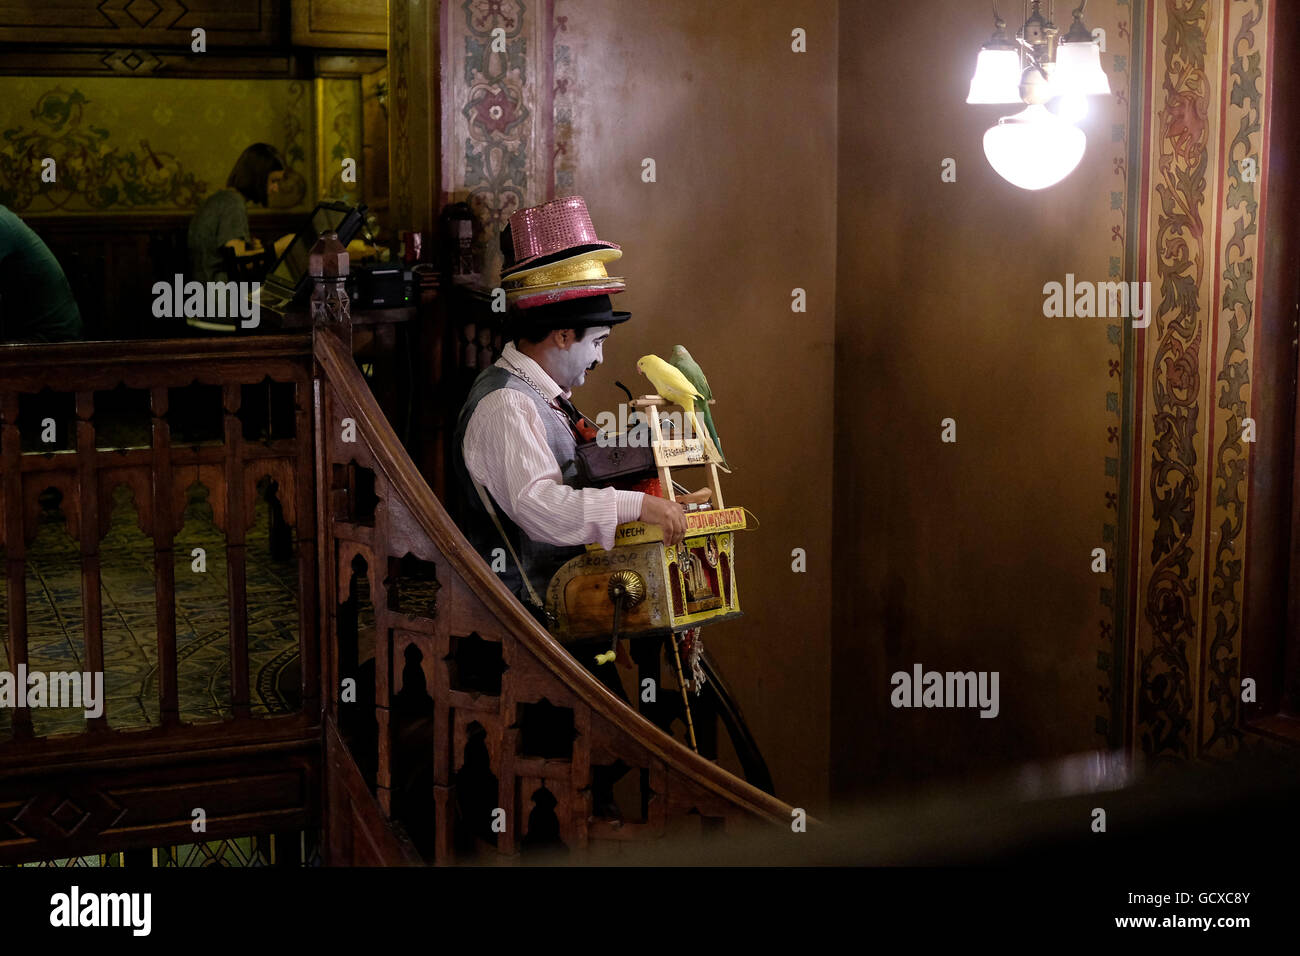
[0,204,83,343]
[187,143,286,282]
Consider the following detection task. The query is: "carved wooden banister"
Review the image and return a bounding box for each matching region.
[314,325,798,862]
[0,335,321,865]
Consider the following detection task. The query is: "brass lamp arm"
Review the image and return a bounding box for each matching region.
[1014,36,1052,82]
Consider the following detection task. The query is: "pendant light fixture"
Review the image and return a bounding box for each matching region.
[966,1,1111,190]
[966,13,1022,104]
[983,104,1087,190]
[1054,5,1113,96]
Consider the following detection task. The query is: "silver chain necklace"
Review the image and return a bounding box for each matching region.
[501,356,552,402]
[500,355,576,430]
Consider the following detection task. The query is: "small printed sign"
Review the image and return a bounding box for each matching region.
[683,506,747,535]
[653,438,715,467]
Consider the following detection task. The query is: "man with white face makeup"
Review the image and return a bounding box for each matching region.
[453,292,688,635]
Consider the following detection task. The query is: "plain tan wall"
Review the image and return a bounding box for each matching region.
[555,0,1130,811]
[833,0,1131,803]
[560,0,838,812]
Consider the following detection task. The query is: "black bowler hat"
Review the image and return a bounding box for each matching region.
[510,294,630,334]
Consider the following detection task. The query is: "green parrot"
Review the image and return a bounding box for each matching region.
[668,345,728,470]
[635,354,730,473]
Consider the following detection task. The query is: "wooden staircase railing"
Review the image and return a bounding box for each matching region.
[0,279,797,866]
[314,323,798,863]
[0,335,321,865]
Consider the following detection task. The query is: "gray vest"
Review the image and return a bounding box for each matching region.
[451,365,588,612]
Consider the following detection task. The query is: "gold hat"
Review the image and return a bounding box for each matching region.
[502,248,623,290]
[506,277,626,303]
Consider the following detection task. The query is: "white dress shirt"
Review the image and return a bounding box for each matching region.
[462,342,646,552]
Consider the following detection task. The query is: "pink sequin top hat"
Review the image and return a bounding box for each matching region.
[501,196,622,276]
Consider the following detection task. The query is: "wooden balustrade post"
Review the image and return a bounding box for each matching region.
[223,383,251,720]
[149,386,180,728]
[310,230,352,355]
[1,393,31,740]
[75,391,106,732]
[297,377,321,723]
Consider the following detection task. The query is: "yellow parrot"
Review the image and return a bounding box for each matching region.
[636,354,732,473]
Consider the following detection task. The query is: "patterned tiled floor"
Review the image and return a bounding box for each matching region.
[11,830,322,867]
[0,483,300,738]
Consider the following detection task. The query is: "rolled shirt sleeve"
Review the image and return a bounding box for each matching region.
[463,389,645,553]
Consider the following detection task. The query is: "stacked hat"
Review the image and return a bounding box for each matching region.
[499,197,629,322]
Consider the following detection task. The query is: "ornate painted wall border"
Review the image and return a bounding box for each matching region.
[440,0,556,288]
[1125,0,1271,762]
[551,1,576,196]
[1201,0,1268,756]
[315,77,363,206]
[1096,0,1137,749]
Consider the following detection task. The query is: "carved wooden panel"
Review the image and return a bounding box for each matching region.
[0,733,317,864]
[291,0,386,51]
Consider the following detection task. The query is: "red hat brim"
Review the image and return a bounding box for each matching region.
[510,285,627,309]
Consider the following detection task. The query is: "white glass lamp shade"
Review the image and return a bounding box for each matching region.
[966,48,1023,104]
[1054,41,1111,96]
[983,105,1088,190]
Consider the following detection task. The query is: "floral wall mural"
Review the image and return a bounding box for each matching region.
[1126,0,1274,762]
[315,77,364,208]
[441,0,555,287]
[0,77,314,214]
